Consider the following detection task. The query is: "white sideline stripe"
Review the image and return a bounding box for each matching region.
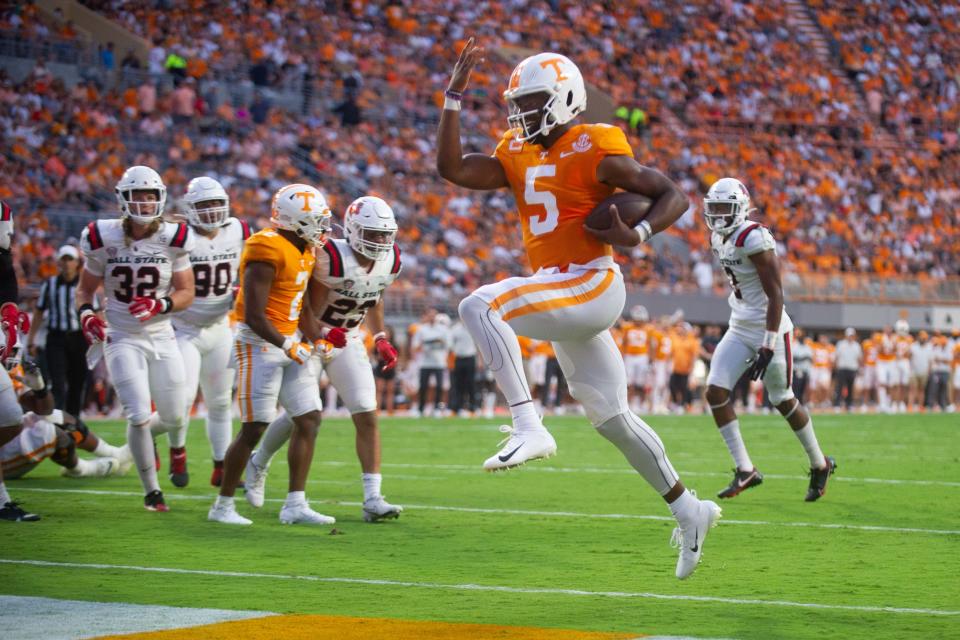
[2,559,957,618]
[15,487,960,536]
[312,460,960,488]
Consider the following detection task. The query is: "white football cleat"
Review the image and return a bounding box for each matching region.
[244,452,269,509]
[61,457,117,478]
[279,502,336,525]
[482,425,557,471]
[363,495,403,522]
[672,498,722,579]
[208,501,252,526]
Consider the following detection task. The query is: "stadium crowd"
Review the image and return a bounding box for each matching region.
[2,0,958,301]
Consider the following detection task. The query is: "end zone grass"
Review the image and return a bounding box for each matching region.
[2,413,958,640]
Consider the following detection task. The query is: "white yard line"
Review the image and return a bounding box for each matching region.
[2,559,956,618]
[303,460,960,488]
[14,487,960,535]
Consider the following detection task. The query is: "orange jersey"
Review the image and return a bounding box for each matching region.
[895,335,913,359]
[533,339,555,358]
[953,342,960,366]
[652,329,672,361]
[494,123,633,271]
[862,339,877,366]
[621,321,651,356]
[877,333,897,361]
[517,335,534,359]
[811,342,832,368]
[232,229,315,336]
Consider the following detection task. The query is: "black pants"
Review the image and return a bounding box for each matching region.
[670,373,691,406]
[927,371,950,409]
[418,367,445,413]
[833,368,857,408]
[45,330,88,416]
[544,357,567,408]
[449,356,476,412]
[792,371,810,405]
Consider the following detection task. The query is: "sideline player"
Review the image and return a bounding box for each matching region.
[437,39,720,579]
[77,166,195,512]
[246,196,404,522]
[621,305,652,414]
[701,177,836,502]
[208,184,332,526]
[173,177,249,487]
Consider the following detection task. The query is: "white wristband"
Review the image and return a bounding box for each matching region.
[636,220,653,243]
[443,97,461,111]
[373,331,387,342]
[281,337,294,353]
[762,331,778,350]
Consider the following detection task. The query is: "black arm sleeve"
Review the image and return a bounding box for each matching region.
[0,250,18,305]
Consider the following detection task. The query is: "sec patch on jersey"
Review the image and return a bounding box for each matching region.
[584,191,651,230]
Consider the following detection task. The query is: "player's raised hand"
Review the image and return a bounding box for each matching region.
[448,37,484,94]
[583,204,642,247]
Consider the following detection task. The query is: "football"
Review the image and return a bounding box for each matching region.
[584,191,652,230]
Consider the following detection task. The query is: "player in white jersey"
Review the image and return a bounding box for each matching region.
[172,177,250,488]
[77,165,196,512]
[702,178,836,502]
[246,196,404,522]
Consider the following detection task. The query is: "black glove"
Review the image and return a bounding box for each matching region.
[748,347,774,381]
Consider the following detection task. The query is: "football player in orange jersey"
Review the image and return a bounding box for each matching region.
[437,39,719,579]
[621,305,652,413]
[208,184,333,526]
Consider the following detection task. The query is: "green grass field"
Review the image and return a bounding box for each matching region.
[2,412,958,639]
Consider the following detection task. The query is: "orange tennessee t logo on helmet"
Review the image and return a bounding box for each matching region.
[539,58,568,82]
[294,191,315,212]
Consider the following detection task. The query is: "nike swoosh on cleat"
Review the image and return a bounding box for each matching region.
[690,531,699,553]
[498,443,525,463]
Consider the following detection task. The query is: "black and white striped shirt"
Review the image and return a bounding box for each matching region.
[37,275,84,332]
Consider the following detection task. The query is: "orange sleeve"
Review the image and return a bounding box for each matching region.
[243,233,284,273]
[591,124,634,160]
[493,129,521,179]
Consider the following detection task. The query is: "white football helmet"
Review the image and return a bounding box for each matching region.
[183,176,230,231]
[895,319,910,336]
[270,184,332,247]
[115,165,166,223]
[343,196,398,261]
[630,305,649,323]
[503,52,586,142]
[703,177,753,232]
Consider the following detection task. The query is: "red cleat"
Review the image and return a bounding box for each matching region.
[169,447,189,488]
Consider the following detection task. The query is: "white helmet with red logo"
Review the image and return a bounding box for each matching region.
[270,184,332,247]
[503,52,586,142]
[703,177,754,232]
[344,196,398,261]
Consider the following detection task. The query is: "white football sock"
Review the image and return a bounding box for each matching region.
[254,411,295,467]
[362,473,382,501]
[794,419,826,468]
[205,401,233,461]
[93,439,124,459]
[128,422,160,494]
[68,457,99,477]
[510,400,541,433]
[668,489,699,524]
[214,495,235,509]
[718,420,754,472]
[0,481,10,505]
[285,490,306,507]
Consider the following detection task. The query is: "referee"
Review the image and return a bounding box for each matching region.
[27,245,89,416]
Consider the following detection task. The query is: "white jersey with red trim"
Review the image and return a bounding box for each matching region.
[174,218,249,328]
[312,238,402,338]
[711,219,792,331]
[80,219,194,335]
